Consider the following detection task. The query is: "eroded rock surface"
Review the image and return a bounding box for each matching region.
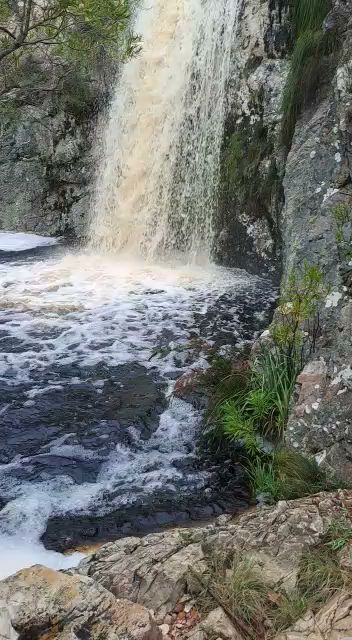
[77,491,352,616]
[0,565,161,640]
[1,492,352,640]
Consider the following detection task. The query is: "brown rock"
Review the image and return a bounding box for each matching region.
[0,565,161,640]
[78,530,204,616]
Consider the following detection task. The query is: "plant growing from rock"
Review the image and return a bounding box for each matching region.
[281,0,338,146]
[213,262,333,502]
[332,202,352,265]
[297,545,344,607]
[193,533,352,639]
[323,516,352,551]
[271,262,328,367]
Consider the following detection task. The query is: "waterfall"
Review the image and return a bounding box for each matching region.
[89,0,239,262]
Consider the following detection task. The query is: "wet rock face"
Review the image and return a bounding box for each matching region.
[214,0,290,276]
[0,61,102,238]
[280,5,352,481]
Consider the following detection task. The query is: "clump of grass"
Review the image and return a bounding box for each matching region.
[246,459,281,502]
[324,517,352,551]
[194,538,351,639]
[271,590,308,632]
[247,448,333,503]
[281,0,336,146]
[252,348,297,435]
[218,346,297,456]
[298,546,344,608]
[331,202,352,259]
[216,556,268,627]
[197,551,269,636]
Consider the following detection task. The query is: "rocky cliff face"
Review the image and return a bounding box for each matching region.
[223,0,352,481]
[0,59,105,238]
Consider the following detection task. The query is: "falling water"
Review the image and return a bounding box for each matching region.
[89,0,240,261]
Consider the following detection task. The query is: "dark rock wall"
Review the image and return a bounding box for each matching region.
[0,59,107,238]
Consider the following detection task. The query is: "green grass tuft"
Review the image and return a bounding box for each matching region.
[221,400,262,458]
[205,552,269,628]
[293,0,331,36]
[298,546,344,607]
[271,590,308,632]
[281,0,335,146]
[324,517,352,551]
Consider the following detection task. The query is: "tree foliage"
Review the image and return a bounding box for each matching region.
[0,0,138,100]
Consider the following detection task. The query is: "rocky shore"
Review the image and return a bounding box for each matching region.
[2,490,352,640]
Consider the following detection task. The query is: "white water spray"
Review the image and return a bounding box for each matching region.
[89,0,239,261]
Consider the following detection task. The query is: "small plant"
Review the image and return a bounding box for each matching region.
[247,448,333,503]
[332,202,352,261]
[201,552,269,634]
[271,262,328,365]
[221,401,262,458]
[324,517,352,551]
[247,459,281,502]
[251,348,296,434]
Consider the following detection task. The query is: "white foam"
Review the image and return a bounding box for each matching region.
[0,537,84,580]
[0,251,273,576]
[0,232,58,252]
[0,252,260,386]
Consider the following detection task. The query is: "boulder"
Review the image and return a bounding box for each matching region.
[0,565,161,640]
[201,607,244,640]
[78,530,205,617]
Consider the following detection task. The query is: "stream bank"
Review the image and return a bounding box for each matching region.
[2,490,352,640]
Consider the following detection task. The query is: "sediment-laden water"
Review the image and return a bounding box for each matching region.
[0,0,274,578]
[0,242,275,576]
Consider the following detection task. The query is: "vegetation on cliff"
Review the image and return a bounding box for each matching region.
[281,0,338,146]
[201,263,338,503]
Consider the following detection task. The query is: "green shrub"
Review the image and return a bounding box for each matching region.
[271,262,328,365]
